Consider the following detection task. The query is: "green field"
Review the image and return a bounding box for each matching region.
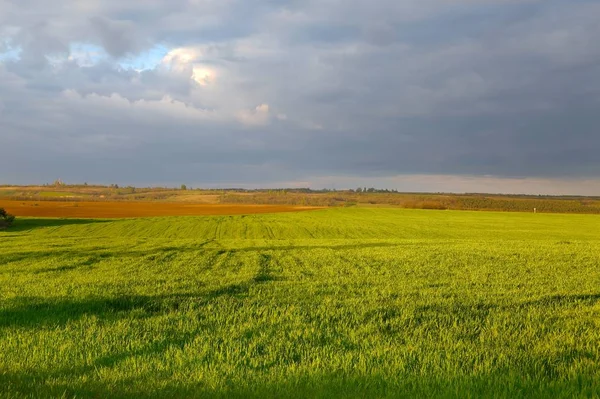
[2,208,600,398]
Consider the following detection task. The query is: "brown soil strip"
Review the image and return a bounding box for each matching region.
[0,200,322,219]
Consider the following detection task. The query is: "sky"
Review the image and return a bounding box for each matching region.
[1,0,599,194]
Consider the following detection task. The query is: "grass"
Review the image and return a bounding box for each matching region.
[37,191,89,198]
[1,208,600,398]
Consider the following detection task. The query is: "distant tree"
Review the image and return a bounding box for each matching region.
[181,184,187,190]
[0,208,15,229]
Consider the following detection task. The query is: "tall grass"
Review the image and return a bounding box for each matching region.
[1,208,600,398]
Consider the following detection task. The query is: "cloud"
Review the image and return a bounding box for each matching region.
[234,174,600,196]
[160,47,217,85]
[89,16,147,57]
[0,0,599,193]
[60,90,218,123]
[237,104,271,126]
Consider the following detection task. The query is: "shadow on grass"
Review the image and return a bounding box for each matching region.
[0,271,277,329]
[6,217,110,232]
[0,248,113,267]
[519,293,600,307]
[2,367,599,399]
[0,241,403,269]
[4,290,600,331]
[2,292,600,398]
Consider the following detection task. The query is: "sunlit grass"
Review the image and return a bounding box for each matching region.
[37,191,89,197]
[1,208,600,398]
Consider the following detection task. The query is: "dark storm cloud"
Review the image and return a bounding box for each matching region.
[1,0,599,193]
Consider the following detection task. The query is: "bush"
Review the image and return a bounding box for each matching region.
[0,208,15,229]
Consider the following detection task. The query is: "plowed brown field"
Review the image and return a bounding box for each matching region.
[0,200,321,218]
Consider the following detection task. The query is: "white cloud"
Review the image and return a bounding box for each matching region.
[61,90,219,122]
[237,103,271,126]
[0,0,599,190]
[160,47,217,85]
[162,47,200,65]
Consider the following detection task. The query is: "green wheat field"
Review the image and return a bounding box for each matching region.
[2,208,600,398]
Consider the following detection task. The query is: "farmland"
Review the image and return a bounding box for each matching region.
[0,200,319,218]
[2,208,600,398]
[3,185,600,214]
